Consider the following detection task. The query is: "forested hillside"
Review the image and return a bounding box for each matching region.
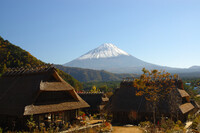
[0,36,82,90]
[56,69,83,90]
[0,36,44,74]
[55,65,137,82]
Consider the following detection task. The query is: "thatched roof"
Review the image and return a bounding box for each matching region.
[77,92,109,111]
[0,66,89,116]
[40,81,74,91]
[177,89,190,97]
[24,98,89,115]
[179,103,194,114]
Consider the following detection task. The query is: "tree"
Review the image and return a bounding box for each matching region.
[99,85,108,92]
[27,115,36,132]
[90,85,100,93]
[0,63,7,75]
[133,68,176,126]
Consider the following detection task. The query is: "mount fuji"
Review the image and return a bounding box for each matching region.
[64,43,168,73]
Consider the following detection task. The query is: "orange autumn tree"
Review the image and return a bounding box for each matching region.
[133,68,177,125]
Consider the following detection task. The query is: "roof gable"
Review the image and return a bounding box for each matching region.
[179,103,194,114]
[177,89,190,98]
[0,66,89,116]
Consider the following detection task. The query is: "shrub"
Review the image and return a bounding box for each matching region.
[27,115,36,132]
[78,110,85,116]
[191,114,200,131]
[103,113,112,122]
[139,121,153,133]
[100,122,112,132]
[139,121,152,128]
[93,114,98,119]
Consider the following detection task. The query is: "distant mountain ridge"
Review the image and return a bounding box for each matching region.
[64,43,161,73]
[64,43,200,74]
[55,65,200,81]
[55,65,137,82]
[64,43,171,73]
[188,66,200,70]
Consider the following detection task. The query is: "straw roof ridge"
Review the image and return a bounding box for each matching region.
[77,92,104,94]
[3,65,55,76]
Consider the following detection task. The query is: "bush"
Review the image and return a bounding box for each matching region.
[103,113,112,122]
[78,110,85,116]
[139,121,153,133]
[160,118,175,129]
[27,115,36,132]
[191,114,200,131]
[166,119,175,129]
[100,122,112,132]
[93,114,98,119]
[139,121,152,128]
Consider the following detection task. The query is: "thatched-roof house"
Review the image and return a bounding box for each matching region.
[0,66,89,130]
[77,92,109,114]
[105,80,199,124]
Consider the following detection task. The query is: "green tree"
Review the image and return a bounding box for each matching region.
[99,85,108,92]
[27,115,36,132]
[0,63,7,74]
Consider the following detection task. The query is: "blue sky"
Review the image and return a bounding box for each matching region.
[1,0,200,68]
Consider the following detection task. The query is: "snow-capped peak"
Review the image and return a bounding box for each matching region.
[77,43,130,60]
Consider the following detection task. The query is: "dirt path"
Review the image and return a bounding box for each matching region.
[112,126,144,133]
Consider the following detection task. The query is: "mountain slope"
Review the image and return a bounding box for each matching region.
[189,66,200,71]
[77,43,130,59]
[55,65,137,82]
[64,43,163,73]
[0,36,44,73]
[0,36,82,90]
[64,43,200,74]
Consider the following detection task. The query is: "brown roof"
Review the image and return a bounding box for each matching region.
[40,81,74,91]
[24,90,89,115]
[177,89,190,97]
[0,66,89,116]
[179,103,194,114]
[77,92,109,111]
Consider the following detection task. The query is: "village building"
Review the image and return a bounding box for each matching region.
[0,66,89,131]
[105,79,200,124]
[77,92,109,114]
